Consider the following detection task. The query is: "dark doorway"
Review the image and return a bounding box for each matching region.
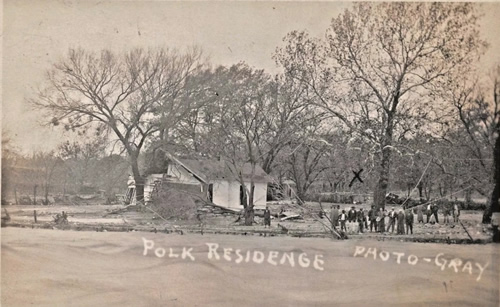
[240,185,247,206]
[208,184,213,202]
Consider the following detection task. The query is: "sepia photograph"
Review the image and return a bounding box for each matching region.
[2,0,500,306]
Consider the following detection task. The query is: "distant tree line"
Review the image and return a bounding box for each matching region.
[1,134,128,205]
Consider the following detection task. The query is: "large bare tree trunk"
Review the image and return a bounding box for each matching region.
[130,154,144,208]
[373,145,392,211]
[44,186,49,205]
[373,112,395,211]
[296,185,306,205]
[244,183,255,226]
[417,182,424,201]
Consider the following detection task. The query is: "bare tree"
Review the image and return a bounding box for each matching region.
[275,2,486,210]
[165,63,325,224]
[447,65,500,227]
[205,64,271,225]
[284,137,332,202]
[31,47,205,205]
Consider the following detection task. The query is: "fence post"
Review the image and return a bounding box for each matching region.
[34,210,37,223]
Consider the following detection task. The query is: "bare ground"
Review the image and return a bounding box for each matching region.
[1,228,499,306]
[2,203,493,243]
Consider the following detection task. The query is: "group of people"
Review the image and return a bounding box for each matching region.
[336,205,415,234]
[329,202,461,235]
[415,202,461,224]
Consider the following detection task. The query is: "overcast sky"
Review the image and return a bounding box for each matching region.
[2,1,500,154]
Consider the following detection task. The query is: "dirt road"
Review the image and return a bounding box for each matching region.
[2,228,499,306]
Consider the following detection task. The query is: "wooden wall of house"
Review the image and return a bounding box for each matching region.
[211,180,267,210]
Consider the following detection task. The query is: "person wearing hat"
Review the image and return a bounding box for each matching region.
[264,206,271,228]
[417,205,424,223]
[357,208,365,233]
[377,208,386,233]
[339,209,347,232]
[368,205,378,232]
[397,209,405,235]
[126,174,135,204]
[405,208,414,234]
[432,202,440,224]
[426,203,433,223]
[348,206,357,223]
[387,207,397,233]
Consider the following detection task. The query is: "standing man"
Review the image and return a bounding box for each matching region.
[417,205,424,223]
[405,208,414,235]
[387,207,397,233]
[452,202,460,223]
[443,203,451,224]
[126,174,135,205]
[264,206,271,228]
[432,203,440,224]
[364,209,369,229]
[368,205,377,232]
[397,209,405,235]
[426,203,433,223]
[378,208,386,233]
[357,208,365,233]
[348,206,357,223]
[339,210,347,232]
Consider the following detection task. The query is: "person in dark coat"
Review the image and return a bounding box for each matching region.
[368,205,377,232]
[348,206,357,223]
[443,204,451,224]
[405,208,414,234]
[432,203,439,224]
[377,208,386,233]
[264,207,271,228]
[397,209,405,235]
[339,210,347,232]
[417,205,424,223]
[357,208,365,233]
[426,203,433,223]
[387,207,397,233]
[330,205,339,228]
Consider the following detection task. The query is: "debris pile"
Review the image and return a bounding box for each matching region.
[150,187,200,221]
[1,209,11,227]
[53,211,68,225]
[197,203,241,215]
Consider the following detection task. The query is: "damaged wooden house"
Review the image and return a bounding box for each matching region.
[144,153,271,211]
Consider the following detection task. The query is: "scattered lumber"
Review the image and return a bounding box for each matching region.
[102,204,136,217]
[280,214,302,221]
[197,203,241,215]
